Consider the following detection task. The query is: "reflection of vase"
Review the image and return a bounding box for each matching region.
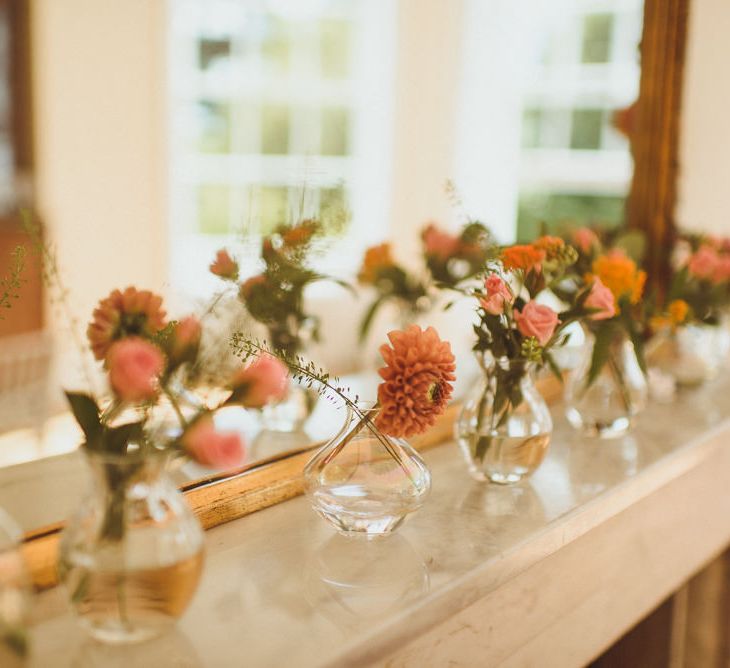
[59,451,204,644]
[647,324,723,386]
[456,356,552,485]
[304,533,428,628]
[260,382,318,433]
[303,405,431,536]
[565,325,647,438]
[0,508,29,668]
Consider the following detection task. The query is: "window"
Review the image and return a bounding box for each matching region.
[168,0,395,298]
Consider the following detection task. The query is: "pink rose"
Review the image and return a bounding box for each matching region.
[687,245,720,280]
[572,227,598,254]
[182,415,246,469]
[480,275,513,315]
[421,223,460,260]
[107,337,165,402]
[169,316,201,362]
[585,278,616,320]
[513,302,559,346]
[210,249,239,280]
[231,354,289,408]
[713,255,730,283]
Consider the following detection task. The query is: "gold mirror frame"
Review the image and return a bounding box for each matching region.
[20,1,690,589]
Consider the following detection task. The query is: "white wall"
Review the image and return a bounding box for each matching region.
[31,0,168,388]
[677,0,730,235]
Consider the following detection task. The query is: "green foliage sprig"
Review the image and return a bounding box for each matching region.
[0,245,25,319]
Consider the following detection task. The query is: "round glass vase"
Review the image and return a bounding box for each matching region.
[303,405,431,537]
[58,450,205,644]
[0,507,30,668]
[648,323,723,387]
[565,324,648,438]
[456,356,552,485]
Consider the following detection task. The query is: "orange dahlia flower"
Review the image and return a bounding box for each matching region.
[358,243,395,285]
[87,287,167,361]
[501,244,545,273]
[375,325,456,438]
[589,251,646,307]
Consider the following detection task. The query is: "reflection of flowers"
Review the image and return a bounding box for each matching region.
[87,287,166,360]
[357,243,395,285]
[230,354,289,408]
[107,337,164,402]
[209,249,239,280]
[375,325,456,438]
[181,414,246,469]
[421,223,460,260]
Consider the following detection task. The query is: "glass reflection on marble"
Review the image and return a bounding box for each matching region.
[0,508,29,668]
[303,406,431,536]
[304,533,428,628]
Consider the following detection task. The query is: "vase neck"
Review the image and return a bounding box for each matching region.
[83,450,168,494]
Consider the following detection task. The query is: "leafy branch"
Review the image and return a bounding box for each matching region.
[0,245,25,318]
[230,334,362,415]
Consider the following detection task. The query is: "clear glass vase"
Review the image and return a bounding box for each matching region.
[647,323,723,386]
[303,405,431,536]
[456,356,552,484]
[59,451,205,644]
[260,382,318,433]
[565,325,648,438]
[0,508,30,668]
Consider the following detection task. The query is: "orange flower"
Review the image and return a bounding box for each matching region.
[375,325,456,438]
[87,287,167,361]
[358,243,395,285]
[501,244,545,273]
[532,236,565,259]
[210,249,239,280]
[282,220,319,247]
[588,251,646,308]
[668,299,689,325]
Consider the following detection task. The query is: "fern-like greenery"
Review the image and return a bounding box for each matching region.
[0,245,25,319]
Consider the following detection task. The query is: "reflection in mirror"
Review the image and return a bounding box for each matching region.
[0,0,643,533]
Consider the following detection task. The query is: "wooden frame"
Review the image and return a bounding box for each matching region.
[626,0,689,293]
[18,3,691,590]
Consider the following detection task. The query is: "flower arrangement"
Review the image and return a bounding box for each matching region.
[69,286,289,472]
[357,221,493,340]
[210,219,347,357]
[232,324,455,439]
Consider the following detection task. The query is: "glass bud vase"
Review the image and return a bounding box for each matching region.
[456,357,552,484]
[648,323,723,386]
[59,451,205,644]
[303,405,431,536]
[565,325,648,438]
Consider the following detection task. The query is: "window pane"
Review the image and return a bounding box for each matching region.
[581,14,614,64]
[522,109,541,148]
[198,184,230,234]
[196,101,230,153]
[319,185,350,235]
[198,38,231,71]
[516,192,625,241]
[261,105,290,154]
[261,16,290,72]
[570,109,603,150]
[321,108,349,156]
[320,19,350,79]
[259,185,290,234]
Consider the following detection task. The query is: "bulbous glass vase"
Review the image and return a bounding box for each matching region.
[456,356,552,485]
[565,324,648,438]
[647,323,723,386]
[303,405,431,536]
[59,451,204,644]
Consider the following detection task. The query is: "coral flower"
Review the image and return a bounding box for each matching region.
[87,287,167,361]
[572,227,599,254]
[231,354,289,408]
[532,235,565,259]
[584,278,616,321]
[181,414,246,470]
[169,315,202,363]
[282,220,318,247]
[358,243,395,285]
[589,251,646,307]
[375,325,456,438]
[107,337,165,403]
[421,223,461,260]
[513,302,559,346]
[239,274,267,301]
[501,245,546,273]
[210,249,239,280]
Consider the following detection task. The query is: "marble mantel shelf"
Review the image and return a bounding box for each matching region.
[28,378,730,667]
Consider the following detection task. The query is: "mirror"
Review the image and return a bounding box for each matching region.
[0,0,644,532]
